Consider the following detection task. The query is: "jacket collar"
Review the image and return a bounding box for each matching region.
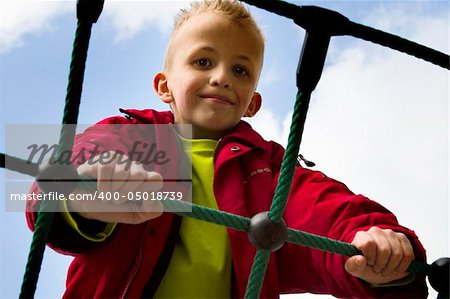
[223,120,268,150]
[119,108,268,150]
[119,108,174,124]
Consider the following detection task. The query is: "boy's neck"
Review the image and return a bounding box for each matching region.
[176,126,230,140]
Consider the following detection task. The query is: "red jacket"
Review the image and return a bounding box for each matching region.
[27,109,427,298]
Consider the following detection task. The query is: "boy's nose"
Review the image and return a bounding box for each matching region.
[209,67,232,89]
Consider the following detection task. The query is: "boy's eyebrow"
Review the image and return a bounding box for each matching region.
[195,46,254,63]
[198,46,215,53]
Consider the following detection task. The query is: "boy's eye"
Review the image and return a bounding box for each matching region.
[233,65,248,76]
[195,58,212,68]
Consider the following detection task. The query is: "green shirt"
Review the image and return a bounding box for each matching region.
[153,137,232,298]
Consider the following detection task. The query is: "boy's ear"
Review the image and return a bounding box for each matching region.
[153,72,173,103]
[244,92,262,118]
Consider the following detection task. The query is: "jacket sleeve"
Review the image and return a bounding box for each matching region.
[25,116,135,255]
[277,166,428,298]
[26,183,115,255]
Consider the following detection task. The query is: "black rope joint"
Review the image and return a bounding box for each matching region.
[297,32,330,92]
[77,0,105,23]
[428,257,450,298]
[248,212,288,251]
[293,6,350,36]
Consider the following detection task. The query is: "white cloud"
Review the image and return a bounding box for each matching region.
[0,0,186,53]
[101,1,183,42]
[247,108,291,146]
[0,1,71,53]
[363,3,448,53]
[254,7,448,298]
[259,64,282,86]
[1,1,447,298]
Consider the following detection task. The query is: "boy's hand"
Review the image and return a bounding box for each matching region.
[68,152,164,224]
[344,226,415,285]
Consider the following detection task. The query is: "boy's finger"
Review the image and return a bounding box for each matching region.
[111,156,131,194]
[344,255,367,277]
[88,198,163,223]
[127,198,163,222]
[97,156,115,193]
[370,230,391,273]
[145,171,164,191]
[114,161,147,202]
[76,162,95,177]
[381,236,403,276]
[141,199,164,215]
[352,231,377,266]
[394,233,415,274]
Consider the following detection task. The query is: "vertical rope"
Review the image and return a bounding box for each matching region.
[244,249,271,299]
[13,1,442,298]
[19,20,94,299]
[57,21,92,157]
[19,199,55,299]
[268,90,311,222]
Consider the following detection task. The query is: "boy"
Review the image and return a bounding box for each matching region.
[27,0,427,298]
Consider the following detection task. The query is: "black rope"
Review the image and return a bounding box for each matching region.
[347,22,449,69]
[240,0,449,70]
[240,0,301,20]
[19,0,105,296]
[1,1,446,297]
[0,153,38,177]
[19,206,55,299]
[56,20,92,158]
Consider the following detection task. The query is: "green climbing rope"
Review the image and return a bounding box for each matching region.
[165,200,250,232]
[19,199,56,298]
[269,90,310,223]
[147,197,431,275]
[10,1,445,298]
[286,227,430,274]
[57,20,93,155]
[244,250,271,299]
[19,19,95,299]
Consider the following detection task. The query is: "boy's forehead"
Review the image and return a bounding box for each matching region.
[170,12,264,59]
[177,12,257,41]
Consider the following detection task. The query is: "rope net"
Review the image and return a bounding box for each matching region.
[1,0,448,298]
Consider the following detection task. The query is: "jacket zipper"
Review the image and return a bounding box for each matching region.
[212,138,222,166]
[120,222,151,299]
[122,137,221,298]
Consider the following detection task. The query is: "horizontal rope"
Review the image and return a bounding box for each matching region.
[240,0,449,70]
[163,200,250,232]
[286,227,430,274]
[0,153,38,177]
[75,175,430,275]
[14,1,441,298]
[78,175,433,276]
[347,22,449,70]
[76,177,251,232]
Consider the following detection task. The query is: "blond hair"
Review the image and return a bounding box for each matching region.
[164,0,264,70]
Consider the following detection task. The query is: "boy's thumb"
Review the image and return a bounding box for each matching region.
[345,255,367,276]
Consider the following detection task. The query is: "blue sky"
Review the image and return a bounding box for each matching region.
[0,1,448,298]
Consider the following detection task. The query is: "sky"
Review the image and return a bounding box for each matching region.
[0,0,448,298]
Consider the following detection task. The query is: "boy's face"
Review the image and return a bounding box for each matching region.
[154,12,264,139]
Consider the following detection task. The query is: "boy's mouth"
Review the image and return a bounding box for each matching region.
[199,94,234,105]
